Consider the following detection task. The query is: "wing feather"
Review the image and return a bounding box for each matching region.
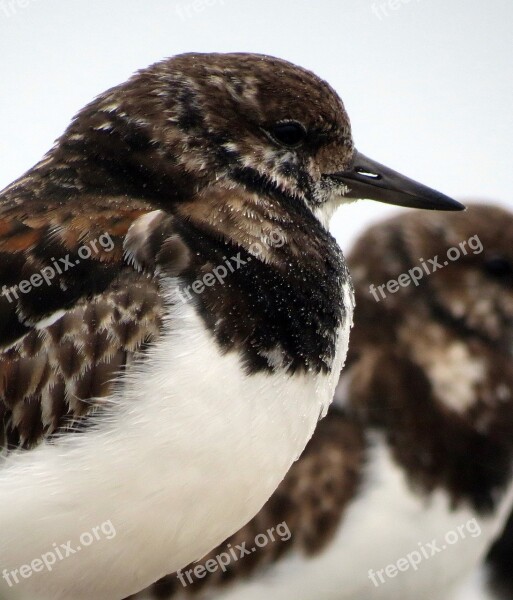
[0,204,189,453]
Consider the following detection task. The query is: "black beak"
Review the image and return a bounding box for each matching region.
[329,150,465,211]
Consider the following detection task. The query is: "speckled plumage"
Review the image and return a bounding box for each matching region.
[0,53,356,453]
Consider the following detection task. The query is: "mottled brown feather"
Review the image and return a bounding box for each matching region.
[0,208,190,453]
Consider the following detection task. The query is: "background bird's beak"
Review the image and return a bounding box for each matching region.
[329,150,465,211]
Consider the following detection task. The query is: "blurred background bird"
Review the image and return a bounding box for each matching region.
[131,203,513,600]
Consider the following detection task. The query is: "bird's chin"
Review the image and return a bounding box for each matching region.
[312,193,357,229]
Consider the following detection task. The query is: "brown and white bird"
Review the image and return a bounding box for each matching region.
[0,53,461,600]
[133,204,513,600]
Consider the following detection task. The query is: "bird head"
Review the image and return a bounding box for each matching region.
[54,52,463,227]
[349,204,513,351]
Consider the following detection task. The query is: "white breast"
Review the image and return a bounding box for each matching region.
[210,433,513,600]
[0,280,351,600]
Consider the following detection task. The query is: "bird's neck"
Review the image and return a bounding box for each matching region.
[173,181,352,376]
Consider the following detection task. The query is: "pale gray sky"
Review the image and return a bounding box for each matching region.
[1,0,512,252]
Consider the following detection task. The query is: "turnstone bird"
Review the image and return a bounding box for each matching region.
[0,53,462,600]
[134,204,513,600]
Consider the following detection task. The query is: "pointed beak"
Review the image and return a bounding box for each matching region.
[329,150,465,211]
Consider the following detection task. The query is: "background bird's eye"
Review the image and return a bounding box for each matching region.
[483,256,513,279]
[269,121,307,148]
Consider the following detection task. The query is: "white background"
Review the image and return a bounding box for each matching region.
[0,0,512,255]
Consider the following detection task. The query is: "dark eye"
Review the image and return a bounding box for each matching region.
[483,256,513,279]
[269,121,307,148]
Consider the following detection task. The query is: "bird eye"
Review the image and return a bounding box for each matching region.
[269,121,307,148]
[483,256,513,279]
